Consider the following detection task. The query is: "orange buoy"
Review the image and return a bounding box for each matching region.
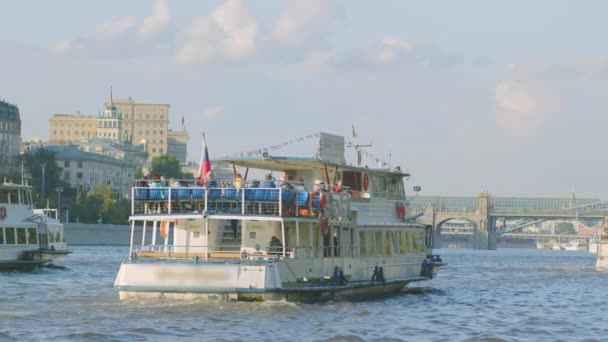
[160,221,169,239]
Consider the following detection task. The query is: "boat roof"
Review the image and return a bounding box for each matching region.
[216,156,409,177]
[0,182,31,190]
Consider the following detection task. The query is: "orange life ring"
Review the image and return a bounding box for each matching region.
[320,193,327,208]
[395,202,402,218]
[321,217,329,236]
[362,172,369,191]
[160,221,169,239]
[401,203,407,219]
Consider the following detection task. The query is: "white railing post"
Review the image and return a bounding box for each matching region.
[128,220,135,260]
[131,187,135,215]
[242,189,245,215]
[279,189,282,216]
[168,187,172,214]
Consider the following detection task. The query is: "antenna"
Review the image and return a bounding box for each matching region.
[347,124,371,166]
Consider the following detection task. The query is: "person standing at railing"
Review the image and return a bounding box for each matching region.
[204,172,217,188]
[234,173,244,189]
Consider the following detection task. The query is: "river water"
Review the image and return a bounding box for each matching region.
[1,247,606,341]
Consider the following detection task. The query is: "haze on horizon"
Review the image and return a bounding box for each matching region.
[1,0,607,199]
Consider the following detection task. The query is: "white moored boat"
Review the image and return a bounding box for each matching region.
[0,181,70,269]
[114,132,446,302]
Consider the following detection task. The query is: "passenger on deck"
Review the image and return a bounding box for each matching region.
[280,175,295,190]
[138,176,149,187]
[260,174,276,188]
[204,172,217,188]
[332,179,343,193]
[234,173,244,189]
[150,174,164,188]
[250,180,260,188]
[269,236,283,255]
[295,178,306,191]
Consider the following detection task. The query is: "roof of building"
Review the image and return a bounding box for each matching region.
[0,100,20,121]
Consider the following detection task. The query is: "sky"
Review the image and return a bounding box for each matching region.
[1,0,608,198]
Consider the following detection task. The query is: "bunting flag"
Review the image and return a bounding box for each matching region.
[216,131,392,169]
[198,134,211,185]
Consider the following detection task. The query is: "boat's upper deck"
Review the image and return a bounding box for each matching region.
[131,181,352,221]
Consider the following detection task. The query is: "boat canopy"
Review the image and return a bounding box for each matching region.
[216,156,409,177]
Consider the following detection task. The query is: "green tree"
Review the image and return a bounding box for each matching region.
[21,148,66,206]
[149,155,183,179]
[134,166,143,179]
[555,222,575,235]
[70,184,129,224]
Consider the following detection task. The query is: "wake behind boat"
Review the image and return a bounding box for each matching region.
[114,132,446,302]
[0,181,70,270]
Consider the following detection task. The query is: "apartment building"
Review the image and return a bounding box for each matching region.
[0,100,22,173]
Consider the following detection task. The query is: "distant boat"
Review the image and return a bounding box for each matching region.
[552,244,564,251]
[0,181,70,269]
[563,240,587,251]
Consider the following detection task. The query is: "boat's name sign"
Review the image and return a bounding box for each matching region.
[0,207,6,220]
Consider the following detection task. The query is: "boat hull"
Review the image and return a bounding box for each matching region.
[114,259,444,302]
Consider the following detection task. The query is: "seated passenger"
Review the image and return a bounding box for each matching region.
[280,175,295,190]
[295,178,306,191]
[260,173,276,188]
[250,180,260,188]
[268,236,283,255]
[150,174,164,188]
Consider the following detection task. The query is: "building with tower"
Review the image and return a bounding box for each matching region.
[48,93,187,163]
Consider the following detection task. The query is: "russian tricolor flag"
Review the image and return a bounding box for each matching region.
[198,134,211,185]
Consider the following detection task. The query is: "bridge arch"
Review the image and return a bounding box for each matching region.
[435,218,477,249]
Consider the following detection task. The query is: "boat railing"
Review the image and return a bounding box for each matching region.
[130,186,351,219]
[33,208,59,220]
[132,244,359,261]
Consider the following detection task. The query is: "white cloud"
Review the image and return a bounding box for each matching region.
[200,107,225,121]
[137,0,170,41]
[92,16,134,38]
[273,0,336,47]
[495,80,562,138]
[54,39,73,55]
[173,0,259,64]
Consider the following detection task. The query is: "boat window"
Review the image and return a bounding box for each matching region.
[359,230,367,256]
[399,231,406,254]
[342,171,362,196]
[5,227,15,244]
[412,232,419,253]
[312,223,320,258]
[0,228,4,244]
[0,190,8,203]
[405,232,412,253]
[27,228,37,245]
[374,231,382,256]
[17,228,26,244]
[373,176,387,198]
[48,232,55,243]
[55,231,62,243]
[384,231,391,255]
[323,229,332,258]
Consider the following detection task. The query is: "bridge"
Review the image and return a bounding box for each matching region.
[409,192,608,249]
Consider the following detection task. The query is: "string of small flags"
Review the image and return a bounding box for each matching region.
[223,133,321,158]
[220,132,392,168]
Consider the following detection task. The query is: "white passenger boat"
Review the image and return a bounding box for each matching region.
[114,133,446,302]
[0,181,70,269]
